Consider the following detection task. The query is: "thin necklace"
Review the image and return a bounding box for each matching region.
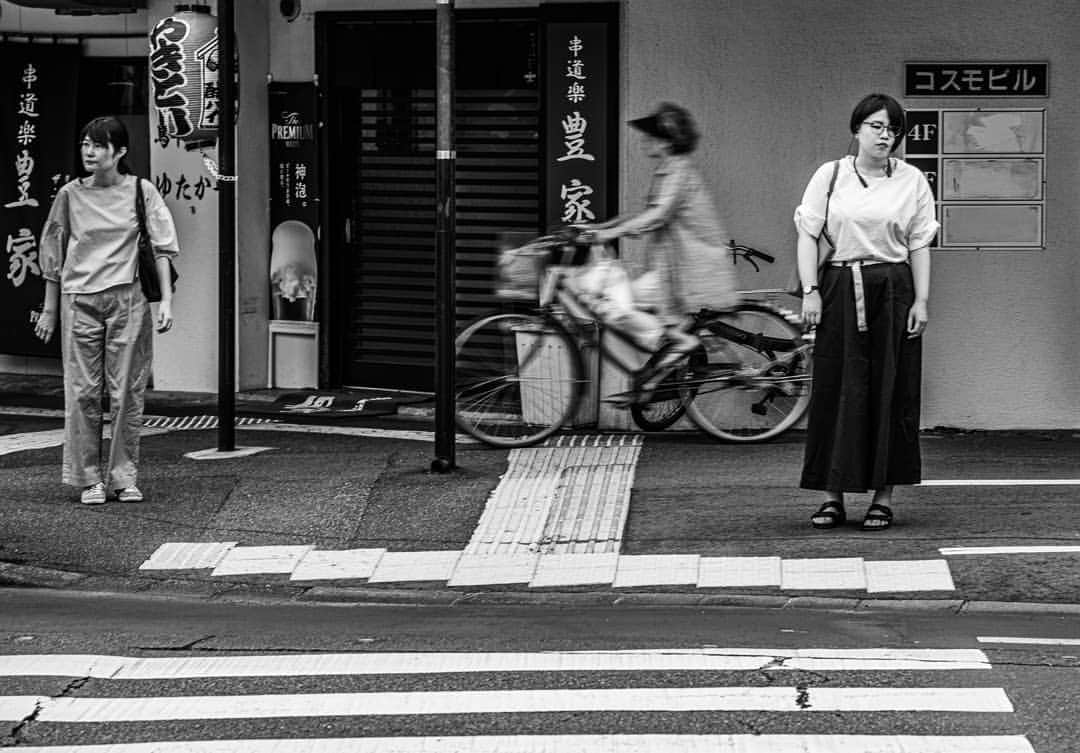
[852,156,892,188]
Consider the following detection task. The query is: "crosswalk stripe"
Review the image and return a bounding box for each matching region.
[2,734,1039,753]
[0,686,1013,722]
[0,649,993,679]
[977,636,1080,645]
[940,545,1080,555]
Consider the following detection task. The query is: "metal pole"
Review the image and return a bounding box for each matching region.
[217,0,236,452]
[432,0,456,472]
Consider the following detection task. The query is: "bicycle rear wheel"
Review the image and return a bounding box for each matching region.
[455,312,584,448]
[685,303,811,442]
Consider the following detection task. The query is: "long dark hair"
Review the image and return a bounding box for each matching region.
[79,115,132,174]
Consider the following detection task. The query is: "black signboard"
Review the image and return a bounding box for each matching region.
[0,43,80,357]
[544,21,614,233]
[269,82,319,231]
[904,109,939,155]
[905,63,1048,97]
[268,82,320,321]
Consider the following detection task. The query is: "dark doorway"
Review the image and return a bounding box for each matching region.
[320,11,541,391]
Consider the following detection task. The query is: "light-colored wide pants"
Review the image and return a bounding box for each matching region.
[60,282,153,490]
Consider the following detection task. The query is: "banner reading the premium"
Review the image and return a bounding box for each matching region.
[268,82,320,321]
[0,43,80,357]
[544,19,615,234]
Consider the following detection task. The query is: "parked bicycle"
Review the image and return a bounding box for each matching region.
[454,229,813,448]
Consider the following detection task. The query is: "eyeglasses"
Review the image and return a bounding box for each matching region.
[862,121,902,138]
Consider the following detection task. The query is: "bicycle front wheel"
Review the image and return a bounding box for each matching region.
[685,303,811,442]
[455,312,584,448]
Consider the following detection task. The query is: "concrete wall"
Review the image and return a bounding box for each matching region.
[622,0,1080,429]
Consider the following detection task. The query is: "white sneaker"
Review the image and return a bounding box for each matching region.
[115,486,144,503]
[80,482,107,505]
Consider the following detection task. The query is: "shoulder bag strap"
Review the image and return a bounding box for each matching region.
[818,158,841,253]
[134,177,149,238]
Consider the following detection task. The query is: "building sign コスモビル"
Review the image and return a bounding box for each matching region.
[0,43,79,357]
[905,62,1048,97]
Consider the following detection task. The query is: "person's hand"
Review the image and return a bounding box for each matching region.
[156,299,174,333]
[907,299,928,338]
[574,225,617,245]
[801,290,822,328]
[34,307,57,343]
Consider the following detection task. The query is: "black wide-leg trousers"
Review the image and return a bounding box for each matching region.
[800,261,922,492]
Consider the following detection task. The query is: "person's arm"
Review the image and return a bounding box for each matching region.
[34,279,60,343]
[143,179,179,333]
[154,256,174,333]
[797,228,823,327]
[582,167,683,244]
[906,246,930,337]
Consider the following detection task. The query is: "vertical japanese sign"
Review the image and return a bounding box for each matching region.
[268,82,319,320]
[544,22,612,233]
[0,43,80,357]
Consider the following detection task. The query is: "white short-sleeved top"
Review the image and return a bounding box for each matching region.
[40,174,179,295]
[794,156,939,264]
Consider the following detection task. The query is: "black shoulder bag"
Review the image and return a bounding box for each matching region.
[134,178,178,303]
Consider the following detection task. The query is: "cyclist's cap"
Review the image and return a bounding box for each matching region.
[627,114,665,139]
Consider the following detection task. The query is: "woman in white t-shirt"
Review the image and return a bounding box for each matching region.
[34,116,179,506]
[794,93,939,532]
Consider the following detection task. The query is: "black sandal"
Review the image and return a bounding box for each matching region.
[861,503,894,531]
[811,501,845,529]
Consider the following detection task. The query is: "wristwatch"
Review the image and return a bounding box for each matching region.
[802,284,819,295]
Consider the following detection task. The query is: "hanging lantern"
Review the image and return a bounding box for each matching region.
[148,4,220,149]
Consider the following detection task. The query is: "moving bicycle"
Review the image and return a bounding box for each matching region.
[454,229,813,447]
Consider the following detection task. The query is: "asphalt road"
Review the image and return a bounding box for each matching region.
[1,589,1078,752]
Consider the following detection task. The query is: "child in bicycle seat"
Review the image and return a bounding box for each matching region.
[575,102,739,371]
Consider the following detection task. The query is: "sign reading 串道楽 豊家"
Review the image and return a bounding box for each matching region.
[544,22,614,235]
[0,43,79,357]
[905,62,1048,97]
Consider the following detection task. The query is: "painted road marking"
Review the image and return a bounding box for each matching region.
[139,542,238,571]
[0,649,994,679]
[211,545,313,577]
[940,545,1080,556]
[699,556,782,588]
[977,636,1080,646]
[529,552,620,588]
[612,554,700,588]
[0,428,65,455]
[0,735,1038,753]
[366,550,462,583]
[289,548,387,581]
[0,686,1013,722]
[782,558,867,591]
[921,479,1080,486]
[136,543,955,593]
[242,422,480,444]
[865,559,956,593]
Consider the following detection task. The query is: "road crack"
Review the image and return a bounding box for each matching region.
[3,676,89,747]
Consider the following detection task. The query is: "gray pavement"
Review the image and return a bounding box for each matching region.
[1,373,1078,613]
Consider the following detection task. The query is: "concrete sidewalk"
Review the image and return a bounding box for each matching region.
[0,374,1078,614]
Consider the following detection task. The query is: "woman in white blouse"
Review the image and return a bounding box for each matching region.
[34,116,179,506]
[794,93,939,532]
